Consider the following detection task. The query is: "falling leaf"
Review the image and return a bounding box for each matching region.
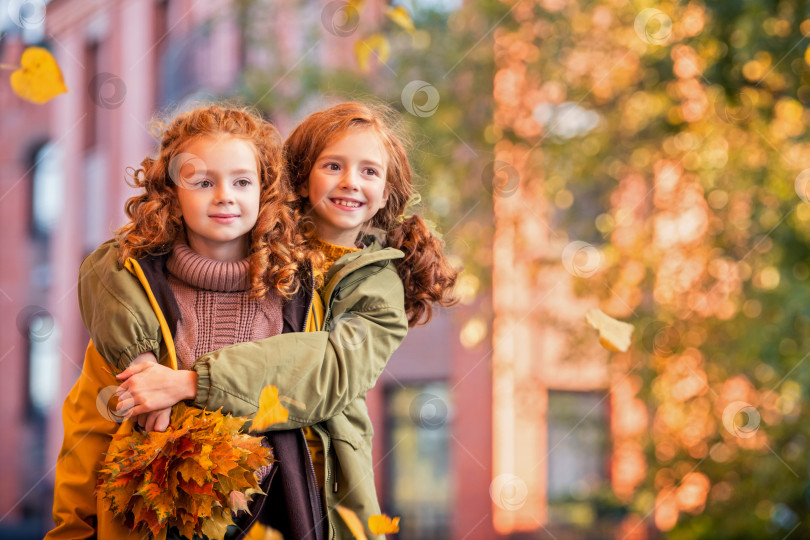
[336,505,368,540]
[386,6,415,33]
[354,34,390,72]
[9,46,68,104]
[244,523,284,540]
[586,308,634,352]
[348,0,366,10]
[369,514,400,534]
[251,385,289,432]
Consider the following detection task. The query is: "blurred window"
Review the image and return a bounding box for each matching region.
[30,142,63,239]
[385,382,452,540]
[547,390,609,526]
[27,311,59,416]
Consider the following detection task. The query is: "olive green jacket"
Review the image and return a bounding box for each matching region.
[77,238,408,540]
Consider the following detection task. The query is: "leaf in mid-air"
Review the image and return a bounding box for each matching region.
[9,47,68,104]
[336,505,368,540]
[386,6,414,33]
[585,308,634,352]
[354,34,390,73]
[251,385,290,432]
[369,513,401,534]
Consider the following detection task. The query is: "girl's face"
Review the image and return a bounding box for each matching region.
[173,135,261,261]
[300,127,388,247]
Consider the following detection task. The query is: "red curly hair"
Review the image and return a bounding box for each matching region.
[116,105,308,299]
[285,102,458,326]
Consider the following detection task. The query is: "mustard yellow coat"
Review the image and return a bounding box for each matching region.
[47,258,179,540]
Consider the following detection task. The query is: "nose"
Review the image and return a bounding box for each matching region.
[338,170,360,191]
[214,183,235,204]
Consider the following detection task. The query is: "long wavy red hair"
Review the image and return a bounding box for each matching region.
[285,102,458,325]
[116,105,308,298]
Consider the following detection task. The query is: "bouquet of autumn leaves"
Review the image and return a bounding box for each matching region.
[96,386,290,540]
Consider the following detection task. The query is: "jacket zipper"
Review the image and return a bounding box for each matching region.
[327,435,338,540]
[319,425,337,540]
[300,428,326,540]
[302,267,316,332]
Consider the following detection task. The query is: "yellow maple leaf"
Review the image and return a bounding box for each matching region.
[8,46,68,104]
[250,385,289,432]
[369,513,400,534]
[354,34,390,72]
[386,6,415,33]
[336,505,368,540]
[585,308,634,352]
[200,506,232,540]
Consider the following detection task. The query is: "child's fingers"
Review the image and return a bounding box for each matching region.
[122,401,154,419]
[144,410,170,432]
[116,361,150,380]
[154,411,171,432]
[144,414,155,432]
[115,391,134,413]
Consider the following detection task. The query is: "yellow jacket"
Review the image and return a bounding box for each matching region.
[47,258,178,540]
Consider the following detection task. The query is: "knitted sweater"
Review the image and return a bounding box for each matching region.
[166,243,283,370]
[314,238,362,274]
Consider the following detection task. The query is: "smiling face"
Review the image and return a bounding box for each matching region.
[300,127,389,247]
[173,134,261,261]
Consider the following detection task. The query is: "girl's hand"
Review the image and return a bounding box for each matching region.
[114,362,197,417]
[134,407,172,432]
[131,350,159,365]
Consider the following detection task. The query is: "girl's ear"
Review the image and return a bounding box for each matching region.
[297,181,309,198]
[381,181,390,204]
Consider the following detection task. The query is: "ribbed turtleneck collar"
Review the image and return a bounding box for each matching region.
[167,243,250,292]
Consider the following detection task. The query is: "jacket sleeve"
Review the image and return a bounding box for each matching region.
[78,240,162,371]
[192,265,408,426]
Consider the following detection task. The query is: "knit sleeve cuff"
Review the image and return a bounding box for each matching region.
[192,362,211,408]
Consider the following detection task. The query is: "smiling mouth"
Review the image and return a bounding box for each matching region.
[210,214,240,218]
[330,198,363,208]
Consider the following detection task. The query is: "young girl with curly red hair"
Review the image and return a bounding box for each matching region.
[54,102,457,540]
[48,104,314,540]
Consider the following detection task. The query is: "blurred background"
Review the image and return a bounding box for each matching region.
[1,0,809,538]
